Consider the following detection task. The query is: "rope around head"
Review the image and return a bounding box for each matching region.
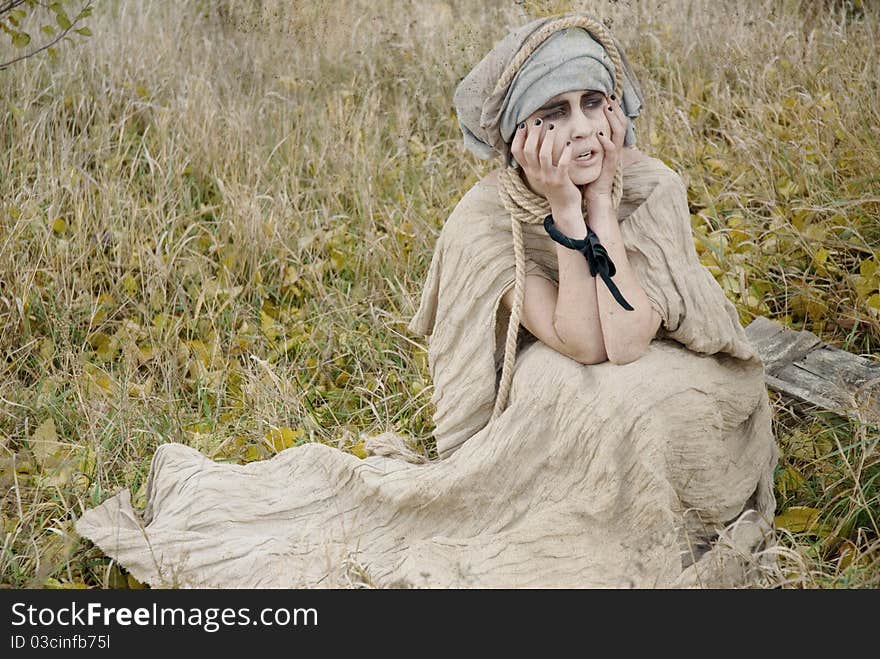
[490,15,627,421]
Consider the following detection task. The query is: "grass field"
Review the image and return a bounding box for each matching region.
[1,0,878,588]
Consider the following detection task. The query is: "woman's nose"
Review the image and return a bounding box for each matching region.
[568,109,595,139]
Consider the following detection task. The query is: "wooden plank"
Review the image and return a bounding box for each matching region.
[742,315,822,375]
[744,316,880,425]
[796,345,880,391]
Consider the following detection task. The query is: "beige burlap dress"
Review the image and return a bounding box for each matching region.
[75,152,780,588]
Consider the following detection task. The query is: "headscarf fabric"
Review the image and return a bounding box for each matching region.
[453,14,644,168]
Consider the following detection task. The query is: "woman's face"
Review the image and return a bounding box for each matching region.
[517,89,611,187]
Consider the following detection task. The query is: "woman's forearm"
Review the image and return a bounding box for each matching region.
[586,196,657,363]
[549,204,608,364]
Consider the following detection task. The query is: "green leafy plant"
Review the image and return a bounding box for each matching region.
[0,0,92,70]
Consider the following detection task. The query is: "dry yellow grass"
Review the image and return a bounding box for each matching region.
[1,0,877,588]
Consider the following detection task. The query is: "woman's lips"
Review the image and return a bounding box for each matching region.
[573,150,598,166]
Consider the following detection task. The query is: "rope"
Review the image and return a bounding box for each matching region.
[492,168,547,420]
[490,15,629,420]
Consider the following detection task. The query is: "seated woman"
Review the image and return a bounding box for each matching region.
[76,13,779,588]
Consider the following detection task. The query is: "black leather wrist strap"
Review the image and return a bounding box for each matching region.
[543,214,634,311]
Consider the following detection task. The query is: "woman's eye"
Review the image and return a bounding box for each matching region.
[543,109,563,119]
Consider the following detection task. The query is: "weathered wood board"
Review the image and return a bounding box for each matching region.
[744,316,880,425]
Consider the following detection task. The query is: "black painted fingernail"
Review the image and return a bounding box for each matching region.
[599,131,604,136]
[518,122,525,130]
[548,123,554,130]
[534,119,542,126]
[610,94,616,100]
[607,105,613,111]
[566,141,571,146]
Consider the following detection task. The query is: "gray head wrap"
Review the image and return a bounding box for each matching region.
[453,14,644,168]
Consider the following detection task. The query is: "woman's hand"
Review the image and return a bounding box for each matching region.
[510,118,580,211]
[582,95,627,206]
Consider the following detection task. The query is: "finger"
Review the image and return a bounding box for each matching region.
[557,139,574,170]
[510,121,527,165]
[597,129,615,154]
[539,122,556,170]
[605,98,627,147]
[610,110,626,146]
[523,118,542,168]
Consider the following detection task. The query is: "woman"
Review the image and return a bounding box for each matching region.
[76,13,779,588]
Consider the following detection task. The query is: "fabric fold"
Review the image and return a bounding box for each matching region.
[76,154,779,589]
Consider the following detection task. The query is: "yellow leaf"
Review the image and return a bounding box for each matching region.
[330,248,347,271]
[186,340,210,367]
[264,426,304,453]
[790,208,811,231]
[775,465,805,496]
[283,265,301,287]
[96,293,116,307]
[39,462,77,487]
[775,506,832,535]
[243,444,261,463]
[813,247,828,268]
[51,217,67,234]
[859,259,878,278]
[85,364,118,397]
[349,440,368,459]
[30,418,78,487]
[728,228,749,247]
[742,290,764,311]
[837,540,858,570]
[262,300,281,319]
[126,573,147,589]
[136,343,155,363]
[3,513,18,534]
[699,254,722,277]
[39,336,54,363]
[854,275,879,298]
[805,299,828,321]
[867,294,880,310]
[121,274,138,297]
[802,224,826,242]
[719,273,739,296]
[43,578,88,590]
[186,421,212,434]
[777,177,798,200]
[88,331,116,361]
[30,418,59,467]
[261,310,281,342]
[704,158,727,174]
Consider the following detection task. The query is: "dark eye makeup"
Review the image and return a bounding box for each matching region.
[541,92,604,120]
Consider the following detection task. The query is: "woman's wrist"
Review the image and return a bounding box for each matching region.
[583,189,613,209]
[547,191,583,214]
[548,203,586,238]
[584,193,615,229]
